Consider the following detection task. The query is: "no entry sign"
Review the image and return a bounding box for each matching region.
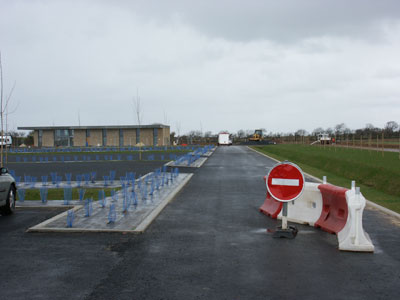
[266,162,305,202]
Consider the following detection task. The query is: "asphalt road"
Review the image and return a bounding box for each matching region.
[1,146,399,299]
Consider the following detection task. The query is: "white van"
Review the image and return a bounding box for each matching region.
[218,133,232,146]
[0,136,12,147]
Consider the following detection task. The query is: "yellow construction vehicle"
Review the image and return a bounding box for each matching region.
[249,129,263,142]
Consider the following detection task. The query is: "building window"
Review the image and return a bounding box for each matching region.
[86,129,90,137]
[153,128,158,146]
[38,130,43,147]
[136,128,140,144]
[119,129,124,147]
[69,129,74,147]
[54,129,69,147]
[102,129,107,146]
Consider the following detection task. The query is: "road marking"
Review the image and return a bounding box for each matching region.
[271,178,299,186]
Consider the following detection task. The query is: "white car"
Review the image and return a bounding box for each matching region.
[0,167,17,216]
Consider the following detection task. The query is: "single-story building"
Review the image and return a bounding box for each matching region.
[17,124,170,147]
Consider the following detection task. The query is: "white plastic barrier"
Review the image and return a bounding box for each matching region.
[275,181,374,252]
[278,182,323,226]
[338,187,374,252]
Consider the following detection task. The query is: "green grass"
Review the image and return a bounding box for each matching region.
[22,187,121,201]
[252,144,400,213]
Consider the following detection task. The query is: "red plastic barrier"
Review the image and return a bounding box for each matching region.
[259,192,283,218]
[314,184,349,234]
[259,176,283,218]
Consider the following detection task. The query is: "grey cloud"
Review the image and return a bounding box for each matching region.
[105,0,400,42]
[1,0,399,134]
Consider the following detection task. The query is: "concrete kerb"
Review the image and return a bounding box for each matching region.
[26,173,194,234]
[167,150,213,168]
[17,203,76,209]
[173,156,208,168]
[27,205,83,232]
[194,156,208,168]
[247,146,400,220]
[201,147,217,157]
[365,200,400,220]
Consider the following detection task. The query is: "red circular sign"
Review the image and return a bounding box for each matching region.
[266,162,305,202]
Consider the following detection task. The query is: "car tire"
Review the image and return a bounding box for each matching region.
[0,186,16,216]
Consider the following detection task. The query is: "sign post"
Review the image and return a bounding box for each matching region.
[266,161,305,238]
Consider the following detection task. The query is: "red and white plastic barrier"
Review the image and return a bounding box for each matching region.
[259,176,283,218]
[337,187,374,252]
[277,182,323,226]
[315,184,349,234]
[260,178,374,252]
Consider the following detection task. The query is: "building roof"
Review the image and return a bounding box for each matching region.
[18,124,170,130]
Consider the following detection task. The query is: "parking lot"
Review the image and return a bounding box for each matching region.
[1,146,399,299]
[8,160,173,180]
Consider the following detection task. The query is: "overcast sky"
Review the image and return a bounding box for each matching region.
[1,0,400,135]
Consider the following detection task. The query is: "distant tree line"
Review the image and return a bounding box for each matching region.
[10,121,399,147]
[5,130,33,147]
[170,121,399,145]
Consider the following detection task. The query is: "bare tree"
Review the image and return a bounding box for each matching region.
[204,131,212,138]
[187,130,202,144]
[312,127,324,136]
[236,129,246,139]
[325,127,333,136]
[175,122,181,145]
[365,123,375,130]
[385,121,399,138]
[163,109,169,125]
[0,51,16,167]
[343,127,352,135]
[133,89,143,160]
[5,99,18,163]
[334,123,346,136]
[295,129,308,144]
[295,129,307,136]
[245,129,254,137]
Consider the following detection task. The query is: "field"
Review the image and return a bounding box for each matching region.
[252,144,400,213]
[334,138,400,149]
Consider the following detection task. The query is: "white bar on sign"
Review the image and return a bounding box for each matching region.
[271,178,299,186]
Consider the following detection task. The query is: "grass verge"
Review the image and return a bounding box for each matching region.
[252,144,400,213]
[20,187,121,201]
